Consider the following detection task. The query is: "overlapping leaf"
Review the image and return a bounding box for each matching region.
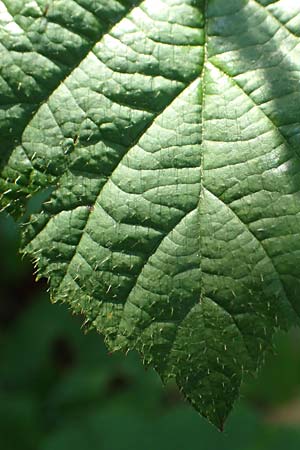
[1,0,300,428]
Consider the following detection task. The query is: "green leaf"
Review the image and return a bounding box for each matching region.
[1,0,300,429]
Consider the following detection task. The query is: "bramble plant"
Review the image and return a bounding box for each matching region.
[1,0,300,430]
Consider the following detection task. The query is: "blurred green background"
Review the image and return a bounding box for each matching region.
[2,211,300,450]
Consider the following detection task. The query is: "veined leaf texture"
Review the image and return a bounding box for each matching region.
[1,0,300,428]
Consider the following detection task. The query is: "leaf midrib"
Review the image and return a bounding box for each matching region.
[23,0,299,333]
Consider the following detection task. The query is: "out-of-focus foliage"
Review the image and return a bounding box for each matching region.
[1,212,300,450]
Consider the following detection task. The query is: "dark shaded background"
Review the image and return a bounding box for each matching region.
[1,212,300,450]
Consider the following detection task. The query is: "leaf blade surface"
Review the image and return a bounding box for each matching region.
[1,0,300,428]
